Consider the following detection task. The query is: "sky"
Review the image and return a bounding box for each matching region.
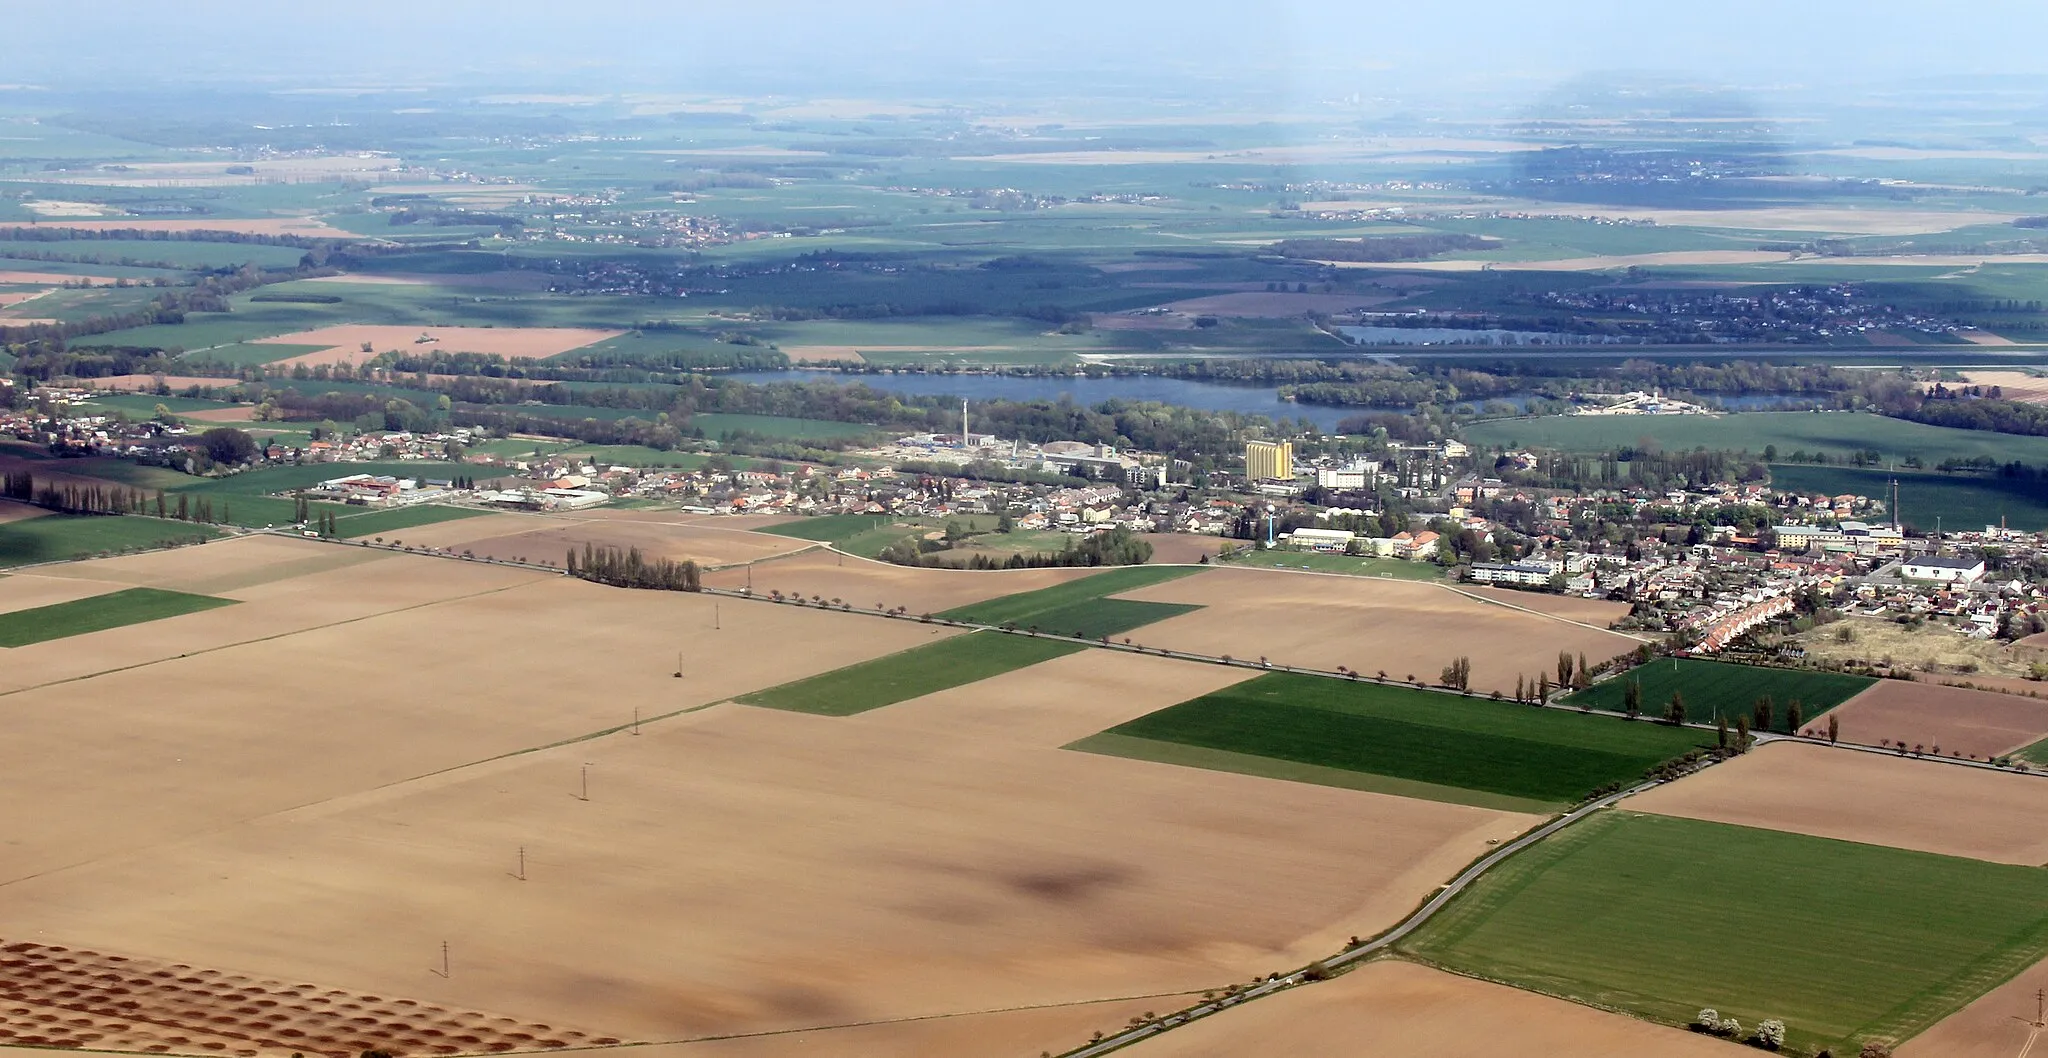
[12,0,2048,98]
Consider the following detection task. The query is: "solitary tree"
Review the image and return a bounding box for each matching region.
[1736,713,1751,748]
[1623,679,1643,719]
[1827,712,1840,743]
[1716,713,1730,749]
[1515,674,1526,703]
[1753,695,1775,734]
[1557,651,1575,688]
[1665,689,1687,726]
[1536,671,1551,702]
[1785,699,1803,734]
[1576,652,1591,690]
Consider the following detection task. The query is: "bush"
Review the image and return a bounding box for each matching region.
[1753,1019,1786,1050]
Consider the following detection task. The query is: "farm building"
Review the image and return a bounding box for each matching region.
[1900,554,1986,584]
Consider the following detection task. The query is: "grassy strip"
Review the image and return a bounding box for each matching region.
[1067,732,1557,814]
[0,586,236,647]
[737,631,1081,715]
[1401,811,2048,1055]
[1099,674,1708,807]
[2016,736,2048,766]
[0,513,222,568]
[333,505,488,538]
[1564,658,1873,732]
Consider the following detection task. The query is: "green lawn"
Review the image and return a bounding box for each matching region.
[0,586,236,647]
[736,630,1080,715]
[1565,658,1873,733]
[939,565,1203,637]
[1401,811,2048,1054]
[1220,548,1445,581]
[1078,672,1711,811]
[690,413,877,441]
[1771,463,2048,533]
[333,505,489,538]
[0,513,222,568]
[1463,411,2048,467]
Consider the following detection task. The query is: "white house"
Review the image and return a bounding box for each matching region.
[1901,554,1986,584]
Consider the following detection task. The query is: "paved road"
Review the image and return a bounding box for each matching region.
[1060,781,1660,1057]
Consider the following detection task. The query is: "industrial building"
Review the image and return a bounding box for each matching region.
[1246,439,1294,482]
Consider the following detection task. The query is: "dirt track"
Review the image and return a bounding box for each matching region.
[1630,741,2048,865]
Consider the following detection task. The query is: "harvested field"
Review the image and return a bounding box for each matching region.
[1961,369,2048,402]
[1826,679,2048,758]
[0,572,122,614]
[253,325,625,366]
[73,375,240,393]
[411,515,815,568]
[0,218,353,237]
[1139,533,1226,564]
[1120,959,1733,1058]
[0,690,1533,1043]
[182,406,255,422]
[1631,741,2048,865]
[701,549,1104,614]
[1460,585,1631,626]
[631,996,1180,1058]
[0,939,599,1058]
[0,502,48,524]
[0,270,122,285]
[1114,567,1638,695]
[1901,955,2048,1058]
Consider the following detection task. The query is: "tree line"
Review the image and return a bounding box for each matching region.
[566,542,702,592]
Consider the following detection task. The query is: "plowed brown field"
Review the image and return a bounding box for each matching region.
[1118,960,1733,1058]
[1115,567,1641,695]
[1902,955,2048,1058]
[253,325,623,366]
[1825,680,2048,758]
[702,549,1103,612]
[1630,741,2048,865]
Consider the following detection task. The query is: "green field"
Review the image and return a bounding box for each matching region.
[760,514,1006,560]
[2016,736,2048,766]
[736,630,1079,715]
[0,586,236,647]
[1464,411,2048,466]
[1077,672,1711,811]
[1771,463,2048,532]
[939,565,1203,637]
[689,413,877,441]
[332,505,488,539]
[0,512,222,567]
[1565,658,1874,732]
[1219,548,1445,581]
[1402,811,2048,1054]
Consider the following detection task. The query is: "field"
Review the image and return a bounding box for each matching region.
[1079,673,1710,812]
[1565,658,1874,731]
[1218,548,1445,581]
[1630,741,2048,865]
[1460,585,1634,626]
[1796,614,2041,682]
[1107,566,1641,696]
[937,564,1202,636]
[1822,679,2048,758]
[0,513,222,567]
[702,549,1107,614]
[1402,811,2048,1054]
[0,534,1540,1052]
[0,586,235,647]
[253,325,626,366]
[373,511,813,568]
[1464,411,2048,468]
[736,629,1076,715]
[1120,960,1733,1058]
[688,413,877,441]
[1770,463,2048,532]
[330,504,489,539]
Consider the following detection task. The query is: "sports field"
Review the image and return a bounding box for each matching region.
[1402,811,2048,1054]
[1077,673,1711,812]
[0,514,222,567]
[737,629,1077,715]
[0,586,235,647]
[937,564,1202,636]
[1566,658,1873,731]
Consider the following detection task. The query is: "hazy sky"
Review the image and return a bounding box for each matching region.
[13,0,2048,97]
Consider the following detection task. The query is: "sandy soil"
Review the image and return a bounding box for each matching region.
[1825,680,2048,758]
[703,549,1104,612]
[1960,330,2021,346]
[412,516,815,568]
[254,325,624,366]
[1154,291,1397,317]
[1961,370,2048,402]
[1901,955,2048,1058]
[1459,585,1632,626]
[0,571,122,614]
[1116,567,1642,695]
[1631,741,2048,865]
[1120,959,1732,1058]
[0,218,354,237]
[1140,534,1227,565]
